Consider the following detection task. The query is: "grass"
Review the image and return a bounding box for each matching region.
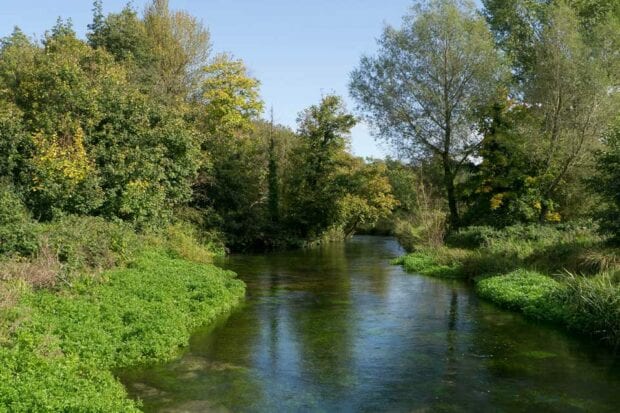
[395,224,620,348]
[391,248,466,278]
[0,250,246,412]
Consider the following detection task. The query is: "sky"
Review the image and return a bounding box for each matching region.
[0,0,424,158]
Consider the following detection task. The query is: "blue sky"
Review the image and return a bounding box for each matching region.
[0,0,420,158]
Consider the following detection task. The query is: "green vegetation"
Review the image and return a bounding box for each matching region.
[351,0,619,348]
[395,224,620,347]
[0,0,619,408]
[0,2,399,410]
[0,249,244,411]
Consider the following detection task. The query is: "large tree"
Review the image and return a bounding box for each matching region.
[523,1,616,221]
[350,0,504,229]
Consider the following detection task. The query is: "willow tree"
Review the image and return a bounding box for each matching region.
[523,1,617,221]
[350,0,504,229]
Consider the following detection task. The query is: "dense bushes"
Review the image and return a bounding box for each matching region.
[0,184,37,257]
[560,272,620,347]
[42,216,139,275]
[476,270,620,348]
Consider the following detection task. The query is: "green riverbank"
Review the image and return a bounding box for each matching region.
[0,250,245,412]
[394,224,620,349]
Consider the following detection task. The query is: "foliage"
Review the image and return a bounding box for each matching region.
[0,250,245,412]
[350,0,505,228]
[335,158,397,236]
[396,223,620,347]
[284,95,357,239]
[392,249,466,278]
[0,184,37,257]
[394,172,446,251]
[476,270,564,321]
[462,97,547,226]
[522,2,615,220]
[592,125,620,244]
[144,221,224,263]
[560,272,620,347]
[198,54,263,137]
[41,215,139,276]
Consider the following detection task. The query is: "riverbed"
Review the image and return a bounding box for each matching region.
[120,236,620,412]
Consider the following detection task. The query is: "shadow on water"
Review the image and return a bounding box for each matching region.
[119,236,620,412]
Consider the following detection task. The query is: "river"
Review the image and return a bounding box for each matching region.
[120,236,620,412]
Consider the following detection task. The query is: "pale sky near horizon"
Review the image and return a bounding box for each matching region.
[0,0,454,158]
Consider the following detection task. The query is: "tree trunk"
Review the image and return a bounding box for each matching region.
[443,157,460,230]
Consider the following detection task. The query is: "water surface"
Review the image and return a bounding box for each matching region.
[121,236,620,412]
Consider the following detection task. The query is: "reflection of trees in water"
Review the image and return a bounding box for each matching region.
[287,239,357,400]
[125,237,620,412]
[464,296,620,412]
[440,290,459,397]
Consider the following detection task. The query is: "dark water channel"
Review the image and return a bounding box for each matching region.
[120,236,620,412]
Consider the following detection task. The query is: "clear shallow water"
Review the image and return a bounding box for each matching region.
[120,236,620,412]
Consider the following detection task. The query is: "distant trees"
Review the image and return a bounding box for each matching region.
[284,95,356,238]
[283,95,395,241]
[350,0,504,229]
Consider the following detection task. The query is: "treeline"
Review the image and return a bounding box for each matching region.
[0,0,395,254]
[350,0,620,246]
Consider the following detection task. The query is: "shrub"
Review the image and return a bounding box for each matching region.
[0,184,38,257]
[395,247,469,278]
[145,222,225,264]
[0,244,61,288]
[41,215,139,275]
[591,126,620,244]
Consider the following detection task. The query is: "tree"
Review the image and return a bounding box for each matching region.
[462,96,543,226]
[197,53,263,139]
[284,95,357,239]
[523,1,616,221]
[350,0,504,229]
[592,124,620,244]
[335,158,397,237]
[482,0,549,83]
[143,0,211,100]
[267,108,279,226]
[191,54,265,249]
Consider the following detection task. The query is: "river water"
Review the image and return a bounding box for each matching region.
[120,236,620,412]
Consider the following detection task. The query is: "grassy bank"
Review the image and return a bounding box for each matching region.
[0,250,245,411]
[394,224,620,348]
[0,210,246,411]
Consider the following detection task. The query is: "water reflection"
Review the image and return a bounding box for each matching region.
[120,236,620,412]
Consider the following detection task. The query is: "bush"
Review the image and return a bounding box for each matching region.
[592,127,620,244]
[0,245,60,289]
[0,184,38,257]
[41,215,139,275]
[394,247,469,278]
[144,222,225,264]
